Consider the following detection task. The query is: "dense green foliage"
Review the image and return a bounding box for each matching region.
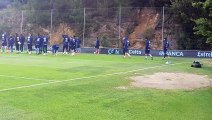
[169,0,211,50]
[193,0,212,46]
[0,54,211,120]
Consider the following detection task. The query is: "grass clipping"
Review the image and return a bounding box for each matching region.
[125,73,211,90]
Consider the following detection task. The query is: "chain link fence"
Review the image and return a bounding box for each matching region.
[0,7,178,49]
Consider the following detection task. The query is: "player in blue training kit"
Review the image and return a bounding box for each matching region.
[15,33,20,53]
[52,44,59,56]
[62,34,69,54]
[43,35,48,55]
[39,35,44,54]
[27,34,33,54]
[69,36,76,56]
[34,34,42,54]
[123,37,131,58]
[94,37,100,54]
[75,37,81,53]
[1,33,7,53]
[163,37,170,64]
[19,34,25,53]
[145,37,153,60]
[8,34,14,53]
[163,37,169,59]
[68,36,73,53]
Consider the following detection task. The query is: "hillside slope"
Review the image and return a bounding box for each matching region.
[129,8,161,49]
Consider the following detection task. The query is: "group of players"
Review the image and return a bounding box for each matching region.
[1,32,169,60]
[60,34,81,55]
[1,33,82,56]
[122,36,170,60]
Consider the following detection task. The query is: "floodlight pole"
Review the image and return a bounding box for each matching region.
[83,8,86,47]
[162,6,165,48]
[118,6,121,48]
[50,9,53,42]
[21,10,24,34]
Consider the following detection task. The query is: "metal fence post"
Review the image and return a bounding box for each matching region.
[162,6,165,48]
[21,10,24,34]
[50,9,53,42]
[118,6,121,48]
[83,8,86,47]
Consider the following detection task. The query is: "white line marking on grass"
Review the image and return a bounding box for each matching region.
[0,62,188,92]
[0,74,53,81]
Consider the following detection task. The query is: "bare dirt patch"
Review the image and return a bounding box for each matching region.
[130,73,211,90]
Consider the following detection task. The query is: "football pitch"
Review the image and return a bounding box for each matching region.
[0,53,211,120]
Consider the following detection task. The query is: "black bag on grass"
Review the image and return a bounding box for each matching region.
[191,61,202,68]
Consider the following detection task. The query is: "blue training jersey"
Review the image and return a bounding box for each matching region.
[95,39,100,48]
[8,36,14,45]
[145,39,151,50]
[76,38,81,48]
[52,44,59,50]
[2,34,6,41]
[2,34,7,45]
[43,36,48,45]
[35,36,42,46]
[123,38,130,49]
[27,35,33,45]
[163,39,169,50]
[20,34,25,45]
[63,35,69,46]
[70,38,76,48]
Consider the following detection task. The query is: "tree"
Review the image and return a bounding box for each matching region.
[193,0,212,46]
[170,0,211,50]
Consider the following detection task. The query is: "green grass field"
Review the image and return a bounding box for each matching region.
[0,53,211,120]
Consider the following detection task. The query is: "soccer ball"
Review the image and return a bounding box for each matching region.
[94,52,96,54]
[165,61,169,64]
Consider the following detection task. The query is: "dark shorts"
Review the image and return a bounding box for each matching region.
[63,45,68,51]
[8,45,13,48]
[35,45,40,49]
[123,48,129,54]
[145,49,150,54]
[43,45,47,50]
[2,43,7,46]
[164,49,168,56]
[69,46,76,51]
[28,44,32,51]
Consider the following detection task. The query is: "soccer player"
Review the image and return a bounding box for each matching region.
[68,36,73,53]
[123,37,131,58]
[34,34,42,55]
[144,37,153,60]
[1,32,7,53]
[94,37,100,54]
[8,34,14,53]
[20,34,25,53]
[52,43,59,56]
[62,34,69,54]
[15,33,20,53]
[69,36,76,56]
[39,35,44,54]
[75,37,81,53]
[163,37,169,59]
[43,34,48,55]
[27,34,33,54]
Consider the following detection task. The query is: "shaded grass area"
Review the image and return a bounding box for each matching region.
[0,53,211,120]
